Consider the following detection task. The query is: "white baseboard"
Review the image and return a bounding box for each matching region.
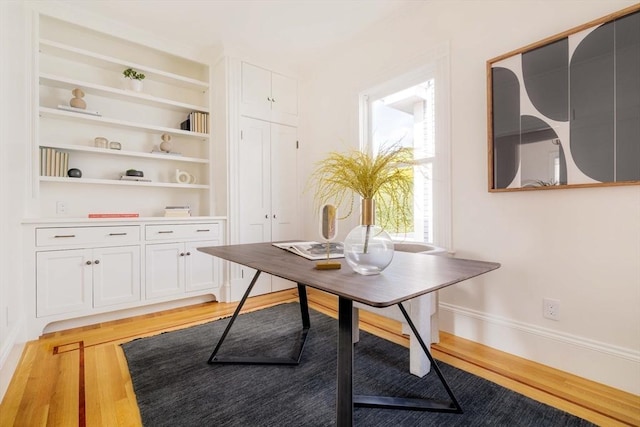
[0,321,26,403]
[438,302,640,395]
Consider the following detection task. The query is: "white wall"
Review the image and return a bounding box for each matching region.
[298,0,640,394]
[0,0,29,400]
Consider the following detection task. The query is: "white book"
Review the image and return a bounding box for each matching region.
[120,175,151,182]
[272,241,344,260]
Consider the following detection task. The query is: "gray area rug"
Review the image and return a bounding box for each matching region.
[122,302,595,426]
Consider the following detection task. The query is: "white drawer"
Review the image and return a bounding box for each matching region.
[36,226,141,247]
[145,223,221,241]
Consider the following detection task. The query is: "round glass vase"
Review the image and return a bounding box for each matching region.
[343,199,394,275]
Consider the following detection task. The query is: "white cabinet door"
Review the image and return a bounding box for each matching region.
[239,117,272,244]
[240,62,272,121]
[36,249,92,317]
[270,123,298,292]
[235,117,298,297]
[271,123,299,242]
[93,246,141,307]
[271,72,298,125]
[185,240,220,292]
[145,243,185,299]
[240,61,298,126]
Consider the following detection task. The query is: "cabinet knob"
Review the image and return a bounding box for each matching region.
[86,260,92,265]
[265,214,269,219]
[267,97,272,102]
[94,260,100,264]
[271,98,275,103]
[273,214,277,219]
[186,252,191,256]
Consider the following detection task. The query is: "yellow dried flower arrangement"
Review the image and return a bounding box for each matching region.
[308,144,415,232]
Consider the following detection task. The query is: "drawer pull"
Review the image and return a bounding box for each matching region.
[86,260,92,265]
[54,234,76,238]
[109,232,127,236]
[196,229,210,232]
[158,231,174,234]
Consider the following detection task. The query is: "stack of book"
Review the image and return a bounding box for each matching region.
[40,147,69,177]
[164,206,191,217]
[180,111,209,134]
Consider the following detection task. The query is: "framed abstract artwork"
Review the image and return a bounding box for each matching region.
[487,4,640,191]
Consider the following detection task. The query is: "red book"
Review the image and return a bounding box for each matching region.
[88,213,140,218]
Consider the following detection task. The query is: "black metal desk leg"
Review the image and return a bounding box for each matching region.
[353,302,462,413]
[207,270,262,363]
[397,302,462,413]
[208,273,311,365]
[297,283,310,330]
[337,297,354,427]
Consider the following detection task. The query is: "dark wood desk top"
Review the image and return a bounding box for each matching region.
[199,242,500,308]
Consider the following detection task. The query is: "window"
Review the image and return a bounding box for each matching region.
[360,53,451,249]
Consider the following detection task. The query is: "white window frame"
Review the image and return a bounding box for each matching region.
[359,48,452,251]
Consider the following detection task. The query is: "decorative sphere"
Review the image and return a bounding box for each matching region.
[160,133,172,152]
[343,224,394,275]
[159,140,173,152]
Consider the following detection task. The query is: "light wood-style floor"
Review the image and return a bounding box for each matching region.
[1,288,638,426]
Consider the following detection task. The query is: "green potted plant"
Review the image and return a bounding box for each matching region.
[308,144,415,275]
[122,68,146,92]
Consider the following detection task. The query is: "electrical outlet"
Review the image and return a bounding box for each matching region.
[56,201,67,214]
[543,298,560,320]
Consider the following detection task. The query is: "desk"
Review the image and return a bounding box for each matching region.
[199,242,500,426]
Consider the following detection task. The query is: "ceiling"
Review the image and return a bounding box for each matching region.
[61,0,412,65]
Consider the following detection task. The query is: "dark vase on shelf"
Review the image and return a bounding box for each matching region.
[67,168,82,178]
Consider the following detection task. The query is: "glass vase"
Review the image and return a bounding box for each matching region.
[343,199,394,275]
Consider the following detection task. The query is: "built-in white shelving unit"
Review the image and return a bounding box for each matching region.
[25,13,227,338]
[35,14,214,217]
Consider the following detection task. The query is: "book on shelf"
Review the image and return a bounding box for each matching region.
[164,205,191,217]
[180,111,209,134]
[272,241,344,261]
[40,147,69,177]
[151,150,182,156]
[164,212,191,217]
[88,213,140,218]
[120,175,152,182]
[57,104,101,116]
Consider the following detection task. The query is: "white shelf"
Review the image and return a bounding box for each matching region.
[39,107,209,139]
[40,74,209,113]
[40,176,210,189]
[39,142,208,164]
[40,39,209,91]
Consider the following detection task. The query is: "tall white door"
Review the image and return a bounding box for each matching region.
[238,117,271,244]
[270,123,299,242]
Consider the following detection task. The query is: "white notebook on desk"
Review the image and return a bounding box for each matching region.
[272,241,344,260]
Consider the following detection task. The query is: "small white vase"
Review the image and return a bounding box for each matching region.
[127,79,143,92]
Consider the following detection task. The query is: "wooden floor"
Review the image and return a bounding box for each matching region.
[1,288,638,426]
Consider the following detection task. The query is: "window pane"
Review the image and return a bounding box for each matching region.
[371,79,435,243]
